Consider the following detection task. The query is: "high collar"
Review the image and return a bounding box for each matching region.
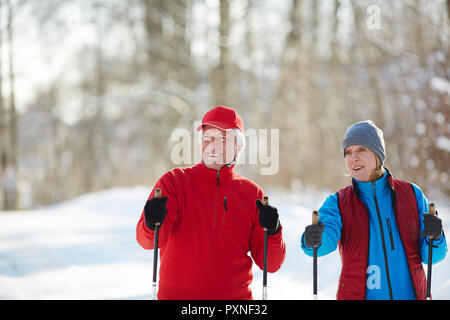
[352,169,390,198]
[197,161,235,185]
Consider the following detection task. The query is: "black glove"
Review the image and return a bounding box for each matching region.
[256,199,280,235]
[422,213,442,240]
[144,196,168,230]
[304,222,324,248]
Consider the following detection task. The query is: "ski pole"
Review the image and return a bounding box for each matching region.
[262,196,269,300]
[312,210,319,300]
[426,202,437,300]
[152,188,162,300]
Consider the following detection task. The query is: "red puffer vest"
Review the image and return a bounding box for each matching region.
[336,174,427,300]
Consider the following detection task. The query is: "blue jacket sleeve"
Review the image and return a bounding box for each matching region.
[413,183,447,264]
[301,193,342,257]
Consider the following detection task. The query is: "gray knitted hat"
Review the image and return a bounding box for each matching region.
[342,120,385,162]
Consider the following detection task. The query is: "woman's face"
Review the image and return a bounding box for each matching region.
[344,145,378,182]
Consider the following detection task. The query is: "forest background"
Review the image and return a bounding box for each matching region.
[0,0,448,210]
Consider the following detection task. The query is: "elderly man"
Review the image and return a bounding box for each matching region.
[136,105,286,300]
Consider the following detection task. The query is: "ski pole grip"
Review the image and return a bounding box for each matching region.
[263,196,269,231]
[154,188,162,226]
[428,203,436,240]
[429,203,436,216]
[312,210,319,225]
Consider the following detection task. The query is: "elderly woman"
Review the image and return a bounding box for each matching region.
[301,120,447,300]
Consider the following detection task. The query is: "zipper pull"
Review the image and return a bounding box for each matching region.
[386,218,395,250]
[386,218,392,233]
[224,196,227,211]
[216,170,220,186]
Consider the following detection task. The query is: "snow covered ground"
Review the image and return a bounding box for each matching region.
[0,186,448,300]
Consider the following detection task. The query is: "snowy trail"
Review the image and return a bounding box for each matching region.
[0,186,448,299]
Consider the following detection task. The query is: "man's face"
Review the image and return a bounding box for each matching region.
[201,125,237,170]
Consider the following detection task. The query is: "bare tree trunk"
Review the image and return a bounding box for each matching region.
[93,14,109,190]
[350,0,386,129]
[0,0,5,166]
[0,0,7,210]
[244,0,259,128]
[306,0,328,186]
[447,0,450,21]
[210,0,231,106]
[143,0,196,89]
[271,0,304,185]
[5,0,18,210]
[140,0,196,182]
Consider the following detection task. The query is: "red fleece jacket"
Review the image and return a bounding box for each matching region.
[136,163,286,300]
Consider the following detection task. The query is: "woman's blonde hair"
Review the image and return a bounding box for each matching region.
[368,156,385,181]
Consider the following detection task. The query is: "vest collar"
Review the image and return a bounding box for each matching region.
[352,167,391,198]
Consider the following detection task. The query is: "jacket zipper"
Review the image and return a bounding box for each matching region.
[372,181,394,300]
[212,170,221,229]
[214,167,231,229]
[386,218,395,250]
